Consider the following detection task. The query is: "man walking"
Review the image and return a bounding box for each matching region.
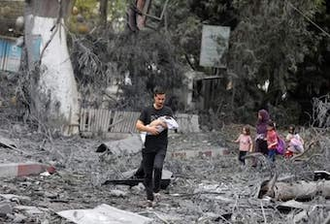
[136,87,173,206]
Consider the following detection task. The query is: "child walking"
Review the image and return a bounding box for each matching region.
[234,126,253,165]
[266,121,278,163]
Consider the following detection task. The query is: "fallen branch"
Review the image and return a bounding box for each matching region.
[0,135,31,156]
[290,139,318,162]
[260,200,267,224]
[322,213,330,224]
[258,173,278,199]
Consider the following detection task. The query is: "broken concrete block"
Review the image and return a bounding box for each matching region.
[96,134,143,156]
[131,183,145,193]
[170,147,229,159]
[277,200,310,211]
[0,194,31,204]
[12,213,27,223]
[176,113,200,133]
[57,204,153,224]
[0,162,55,178]
[14,205,45,215]
[109,190,127,198]
[0,202,12,217]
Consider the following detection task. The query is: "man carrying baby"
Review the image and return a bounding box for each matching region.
[136,87,173,207]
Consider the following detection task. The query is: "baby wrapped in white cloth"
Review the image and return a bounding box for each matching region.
[140,116,179,143]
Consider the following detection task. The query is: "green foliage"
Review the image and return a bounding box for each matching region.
[161,0,327,125]
[68,0,128,34]
[108,31,183,110]
[314,0,326,9]
[70,29,183,110]
[108,0,127,22]
[225,0,325,124]
[75,0,98,17]
[67,0,329,125]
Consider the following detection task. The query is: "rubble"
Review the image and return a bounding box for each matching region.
[57,204,153,224]
[0,113,329,223]
[0,203,12,217]
[96,134,143,155]
[0,162,55,178]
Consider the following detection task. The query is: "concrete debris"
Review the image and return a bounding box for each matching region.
[109,190,127,198]
[193,182,224,194]
[170,147,230,159]
[292,210,308,223]
[0,194,31,204]
[57,203,153,224]
[277,200,311,211]
[14,205,45,215]
[96,134,143,156]
[0,135,17,149]
[0,118,328,224]
[0,203,12,217]
[12,213,28,223]
[0,162,55,178]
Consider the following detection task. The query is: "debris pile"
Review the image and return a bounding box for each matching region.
[0,125,329,223]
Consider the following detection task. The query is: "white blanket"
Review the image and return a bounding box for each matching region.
[140,116,179,143]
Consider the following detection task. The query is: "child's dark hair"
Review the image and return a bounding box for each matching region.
[243,126,250,135]
[289,125,295,133]
[267,121,276,129]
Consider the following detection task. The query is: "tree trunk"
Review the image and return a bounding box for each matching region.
[127,0,152,31]
[99,0,108,29]
[259,179,330,201]
[24,0,80,136]
[274,181,330,201]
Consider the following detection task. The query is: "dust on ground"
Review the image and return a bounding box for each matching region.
[0,74,329,223]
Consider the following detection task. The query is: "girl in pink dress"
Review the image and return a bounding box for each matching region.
[234,126,253,165]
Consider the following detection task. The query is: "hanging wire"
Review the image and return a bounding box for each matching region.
[287,1,330,38]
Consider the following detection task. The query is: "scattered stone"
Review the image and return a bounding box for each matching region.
[131,183,145,193]
[0,194,31,204]
[0,202,12,217]
[12,213,27,223]
[0,162,56,178]
[44,191,58,199]
[109,189,127,198]
[14,205,45,215]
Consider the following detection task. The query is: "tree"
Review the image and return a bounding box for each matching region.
[127,0,153,32]
[157,0,327,125]
[24,0,80,136]
[99,0,108,28]
[70,28,183,111]
[226,0,325,124]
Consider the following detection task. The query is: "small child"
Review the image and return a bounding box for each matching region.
[234,126,253,165]
[266,121,278,162]
[285,125,304,158]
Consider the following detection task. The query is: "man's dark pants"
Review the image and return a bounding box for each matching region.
[142,147,166,201]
